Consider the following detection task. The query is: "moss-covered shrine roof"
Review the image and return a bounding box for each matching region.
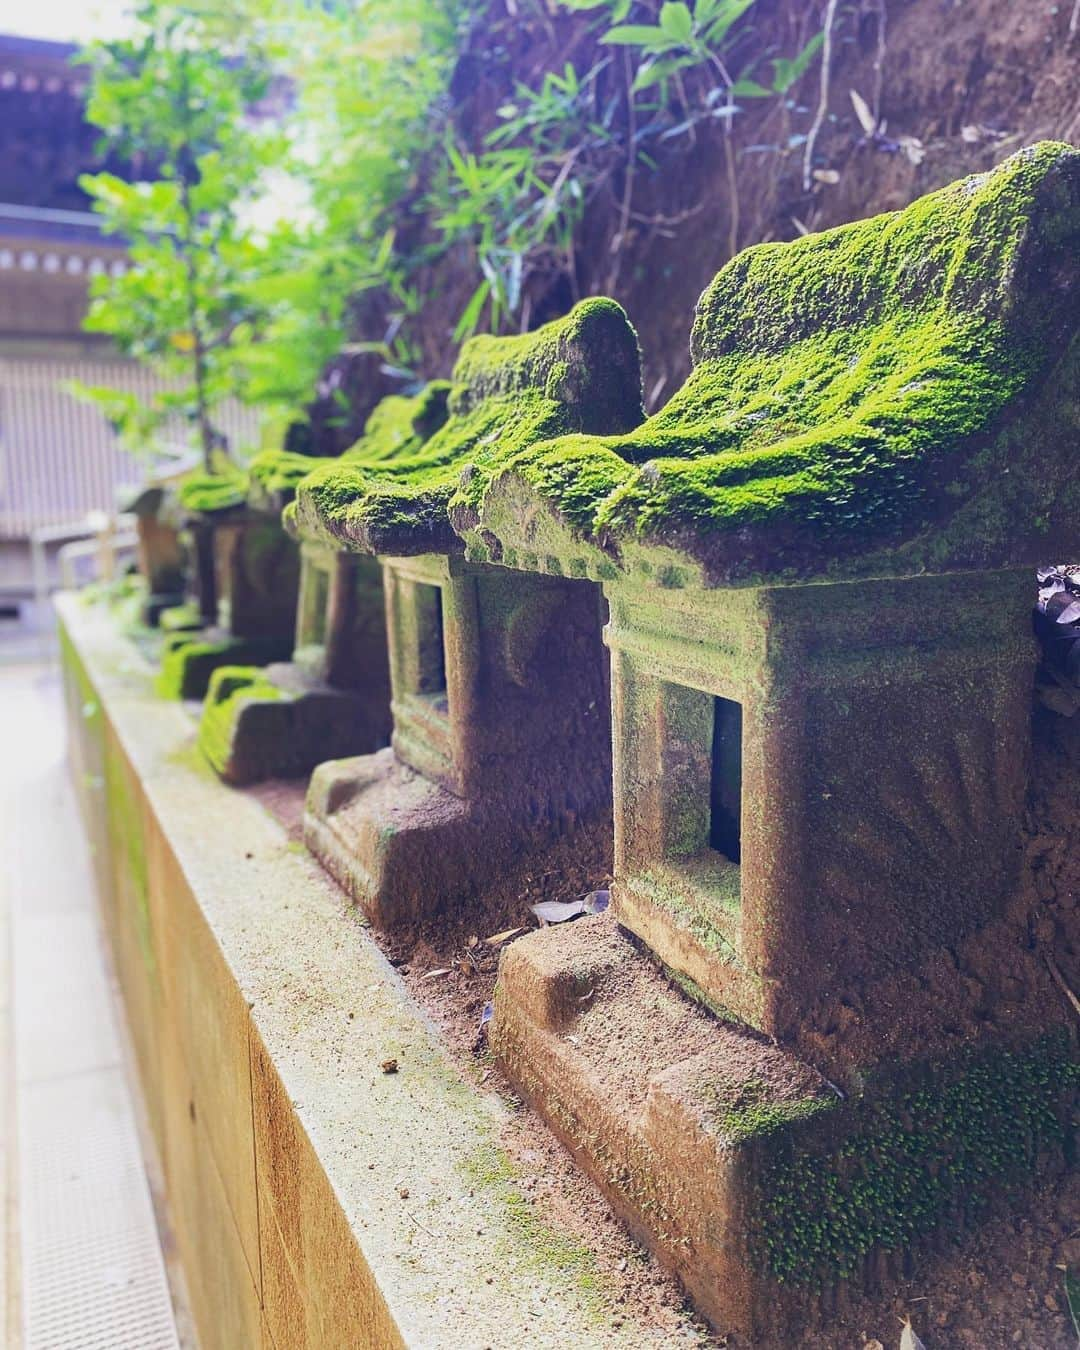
[176,464,249,519]
[459,142,1080,586]
[252,381,452,519]
[289,299,645,556]
[175,383,453,524]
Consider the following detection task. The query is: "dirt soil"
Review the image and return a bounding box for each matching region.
[250,705,1080,1349]
[326,0,1080,436]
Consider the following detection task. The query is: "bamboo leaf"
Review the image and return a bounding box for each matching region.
[850,86,878,135]
[658,2,694,43]
[453,278,491,343]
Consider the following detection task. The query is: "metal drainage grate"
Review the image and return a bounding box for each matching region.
[19,1071,179,1350]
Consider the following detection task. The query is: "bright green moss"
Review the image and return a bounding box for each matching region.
[156,633,290,699]
[158,600,202,633]
[206,664,278,704]
[247,449,326,510]
[469,142,1080,581]
[757,1033,1079,1284]
[248,382,453,518]
[198,665,287,775]
[695,1075,833,1146]
[157,635,237,699]
[292,299,643,555]
[177,465,249,516]
[342,380,452,462]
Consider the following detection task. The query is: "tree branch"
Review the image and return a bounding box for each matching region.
[803,0,841,192]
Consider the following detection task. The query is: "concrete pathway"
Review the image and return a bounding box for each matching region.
[1,653,188,1348]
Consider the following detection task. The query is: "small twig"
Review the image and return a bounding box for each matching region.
[1046,954,1080,1019]
[819,1072,846,1101]
[627,200,707,228]
[803,0,841,192]
[705,50,740,260]
[607,49,637,294]
[870,0,887,127]
[406,1210,435,1238]
[674,68,697,146]
[1070,0,1080,41]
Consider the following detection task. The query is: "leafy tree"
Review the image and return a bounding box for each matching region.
[76,2,285,470]
[242,0,460,392]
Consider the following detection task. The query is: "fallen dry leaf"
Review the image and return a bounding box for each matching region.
[420,967,453,981]
[898,135,925,166]
[850,87,877,136]
[486,926,524,946]
[899,1318,927,1350]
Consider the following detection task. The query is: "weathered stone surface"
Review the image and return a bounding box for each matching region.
[481,145,1080,1335]
[297,307,640,923]
[249,381,451,518]
[91,144,1080,1340]
[306,553,611,925]
[214,516,300,641]
[156,514,301,700]
[604,566,1038,1041]
[459,142,1080,588]
[157,630,293,701]
[197,545,392,784]
[196,388,453,782]
[493,914,1077,1340]
[134,512,185,620]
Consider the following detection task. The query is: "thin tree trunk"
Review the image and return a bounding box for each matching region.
[179,178,214,473]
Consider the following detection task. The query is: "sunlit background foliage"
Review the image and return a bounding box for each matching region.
[76,0,825,462]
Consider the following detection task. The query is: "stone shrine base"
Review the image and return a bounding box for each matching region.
[198,661,389,785]
[492,912,1077,1340]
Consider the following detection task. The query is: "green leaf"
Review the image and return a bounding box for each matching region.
[632,55,693,91]
[658,2,694,42]
[701,0,758,48]
[453,279,491,343]
[601,24,675,51]
[771,30,824,92]
[730,77,772,97]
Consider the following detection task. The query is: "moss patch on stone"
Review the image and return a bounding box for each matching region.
[176,465,249,517]
[460,1143,604,1311]
[292,299,643,556]
[696,1074,833,1146]
[156,632,291,700]
[251,382,453,519]
[467,142,1080,583]
[198,665,287,776]
[159,600,203,633]
[757,1032,1079,1284]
